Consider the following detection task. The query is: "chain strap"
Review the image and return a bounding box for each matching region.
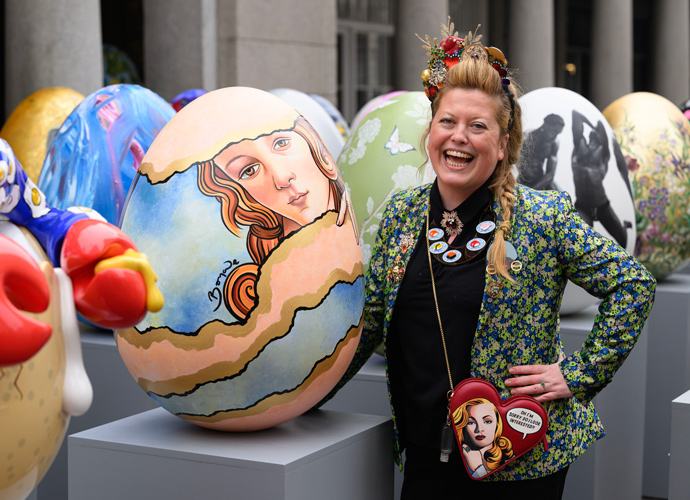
[426,206,455,394]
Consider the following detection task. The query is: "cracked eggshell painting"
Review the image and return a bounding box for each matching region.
[116,87,363,431]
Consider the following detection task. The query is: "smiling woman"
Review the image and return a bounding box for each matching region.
[197,115,346,319]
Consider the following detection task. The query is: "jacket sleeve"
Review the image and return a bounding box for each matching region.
[553,192,656,404]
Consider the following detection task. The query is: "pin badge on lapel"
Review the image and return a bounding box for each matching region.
[388,233,415,284]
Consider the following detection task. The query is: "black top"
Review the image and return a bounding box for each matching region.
[388,179,493,449]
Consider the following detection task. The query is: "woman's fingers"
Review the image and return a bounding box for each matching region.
[504,362,573,402]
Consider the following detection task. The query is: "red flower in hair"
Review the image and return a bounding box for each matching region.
[440,36,463,68]
[492,63,507,78]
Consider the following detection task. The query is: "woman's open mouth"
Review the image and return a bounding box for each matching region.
[445,150,473,167]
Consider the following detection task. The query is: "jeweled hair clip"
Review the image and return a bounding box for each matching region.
[416,18,509,102]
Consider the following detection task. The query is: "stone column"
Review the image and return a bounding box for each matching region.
[4,0,103,116]
[591,0,633,109]
[652,0,690,105]
[143,0,218,101]
[216,0,337,102]
[395,0,449,92]
[508,0,555,94]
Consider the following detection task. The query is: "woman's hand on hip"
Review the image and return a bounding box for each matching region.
[504,354,573,403]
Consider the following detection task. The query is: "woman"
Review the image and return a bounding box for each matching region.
[197,115,348,320]
[454,398,514,479]
[323,23,655,499]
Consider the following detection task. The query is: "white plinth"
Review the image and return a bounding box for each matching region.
[69,408,393,500]
[669,389,690,500]
[642,273,690,499]
[559,304,648,500]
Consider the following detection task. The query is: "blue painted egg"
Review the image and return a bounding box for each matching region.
[37,84,175,225]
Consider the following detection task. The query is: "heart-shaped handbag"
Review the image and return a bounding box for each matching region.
[449,378,549,479]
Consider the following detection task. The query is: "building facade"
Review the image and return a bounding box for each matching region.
[2,0,690,122]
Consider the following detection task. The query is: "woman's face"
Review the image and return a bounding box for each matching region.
[213,130,331,227]
[427,88,508,208]
[466,402,497,448]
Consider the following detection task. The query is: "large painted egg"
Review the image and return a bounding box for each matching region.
[339,91,435,267]
[115,87,363,431]
[37,84,175,226]
[520,87,637,314]
[0,223,91,500]
[269,88,346,161]
[604,92,690,280]
[0,87,84,184]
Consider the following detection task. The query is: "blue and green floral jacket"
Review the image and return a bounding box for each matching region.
[329,182,656,480]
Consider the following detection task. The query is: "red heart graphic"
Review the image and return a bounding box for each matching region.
[449,378,548,480]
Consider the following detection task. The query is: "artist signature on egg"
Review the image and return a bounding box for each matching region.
[208,259,239,311]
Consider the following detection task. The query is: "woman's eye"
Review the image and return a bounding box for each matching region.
[483,418,493,425]
[273,137,291,150]
[238,163,259,180]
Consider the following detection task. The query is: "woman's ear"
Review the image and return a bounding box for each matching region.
[498,133,509,162]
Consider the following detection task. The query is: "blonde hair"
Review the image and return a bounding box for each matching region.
[453,397,514,472]
[421,58,523,282]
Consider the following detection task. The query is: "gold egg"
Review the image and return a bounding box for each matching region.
[421,69,432,82]
[0,87,84,184]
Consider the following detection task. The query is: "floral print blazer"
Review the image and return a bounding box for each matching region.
[330,182,656,480]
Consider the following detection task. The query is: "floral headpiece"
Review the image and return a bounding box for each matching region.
[416,19,509,103]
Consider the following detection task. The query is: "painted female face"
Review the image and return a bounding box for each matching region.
[213,130,332,228]
[427,88,508,208]
[466,402,498,448]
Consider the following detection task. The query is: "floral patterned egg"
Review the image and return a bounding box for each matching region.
[37,84,175,226]
[350,90,408,132]
[520,87,637,314]
[116,87,363,431]
[0,87,84,184]
[338,91,435,267]
[603,92,690,280]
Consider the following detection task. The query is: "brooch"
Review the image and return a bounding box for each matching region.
[389,255,406,284]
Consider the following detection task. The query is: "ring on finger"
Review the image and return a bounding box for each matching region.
[540,382,546,393]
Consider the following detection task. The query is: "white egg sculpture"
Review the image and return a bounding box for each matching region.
[520,87,636,314]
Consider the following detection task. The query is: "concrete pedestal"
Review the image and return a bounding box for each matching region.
[643,273,690,499]
[669,389,690,500]
[322,354,403,498]
[69,408,393,500]
[559,304,648,500]
[35,328,159,500]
